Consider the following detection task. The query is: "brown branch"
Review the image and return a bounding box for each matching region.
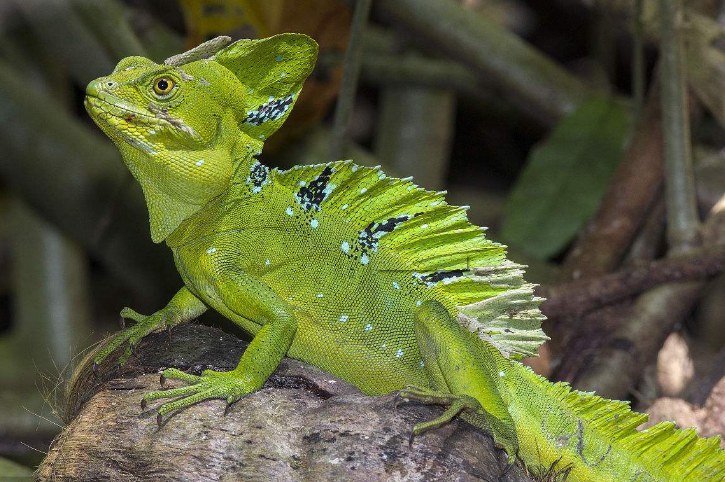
[561,83,664,280]
[566,0,704,399]
[570,195,725,398]
[539,245,725,319]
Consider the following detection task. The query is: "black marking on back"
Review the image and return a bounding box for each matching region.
[358,215,411,256]
[419,269,466,284]
[296,166,334,211]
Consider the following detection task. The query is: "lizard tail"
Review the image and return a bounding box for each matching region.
[507,361,725,481]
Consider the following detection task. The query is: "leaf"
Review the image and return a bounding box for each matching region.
[501,96,631,260]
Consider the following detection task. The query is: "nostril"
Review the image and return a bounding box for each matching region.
[106,81,115,88]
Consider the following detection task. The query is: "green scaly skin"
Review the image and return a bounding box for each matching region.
[85,34,725,481]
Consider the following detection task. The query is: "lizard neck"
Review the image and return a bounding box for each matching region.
[117,112,262,243]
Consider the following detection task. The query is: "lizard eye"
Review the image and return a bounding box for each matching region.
[153,77,175,96]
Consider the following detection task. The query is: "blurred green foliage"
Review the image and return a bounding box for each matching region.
[502,96,632,259]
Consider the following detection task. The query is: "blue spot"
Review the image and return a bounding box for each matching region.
[276,55,282,62]
[310,219,319,228]
[395,349,404,358]
[339,315,348,322]
[364,323,373,332]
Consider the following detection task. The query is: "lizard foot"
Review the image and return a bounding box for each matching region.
[94,307,177,367]
[141,368,255,423]
[398,385,518,465]
[398,385,480,435]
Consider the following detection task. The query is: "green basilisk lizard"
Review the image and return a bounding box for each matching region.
[85,34,725,481]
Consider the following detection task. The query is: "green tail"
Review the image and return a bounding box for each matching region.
[505,359,725,481]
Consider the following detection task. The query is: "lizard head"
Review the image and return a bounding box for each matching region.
[85,34,318,242]
[84,57,222,154]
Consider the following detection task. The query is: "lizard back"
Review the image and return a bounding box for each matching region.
[168,159,547,393]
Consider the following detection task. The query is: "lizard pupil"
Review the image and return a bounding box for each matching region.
[153,77,174,95]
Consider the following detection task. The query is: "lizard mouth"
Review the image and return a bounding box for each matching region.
[84,92,201,150]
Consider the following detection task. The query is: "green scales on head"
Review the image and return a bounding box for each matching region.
[85,34,725,481]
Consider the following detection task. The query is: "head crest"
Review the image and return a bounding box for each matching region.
[164,36,232,66]
[212,33,318,142]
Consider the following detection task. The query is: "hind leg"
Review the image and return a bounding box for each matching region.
[407,300,519,464]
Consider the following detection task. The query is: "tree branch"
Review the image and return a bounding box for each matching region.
[659,0,700,252]
[328,0,372,160]
[562,83,663,279]
[540,245,725,319]
[376,0,589,126]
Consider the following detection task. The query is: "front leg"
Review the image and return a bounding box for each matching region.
[94,287,207,366]
[142,272,296,422]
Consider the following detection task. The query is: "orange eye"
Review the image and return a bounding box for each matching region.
[153,77,175,96]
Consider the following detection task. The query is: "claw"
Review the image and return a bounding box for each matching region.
[224,402,233,416]
[160,374,166,386]
[500,459,513,476]
[167,326,173,341]
[141,398,147,410]
[393,392,401,411]
[408,431,416,448]
[119,316,125,329]
[92,362,98,376]
[157,413,163,428]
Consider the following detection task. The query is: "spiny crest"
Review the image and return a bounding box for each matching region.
[275,161,547,356]
[520,365,725,481]
[276,160,499,264]
[458,263,547,360]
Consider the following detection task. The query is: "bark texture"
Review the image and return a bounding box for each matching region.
[38,324,535,482]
